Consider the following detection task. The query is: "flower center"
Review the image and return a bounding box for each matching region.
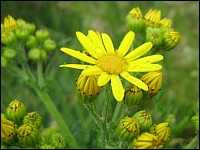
[96,52,128,75]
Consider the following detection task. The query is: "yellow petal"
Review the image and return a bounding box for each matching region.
[98,72,111,86]
[101,33,115,53]
[76,31,98,59]
[125,42,153,62]
[59,64,89,69]
[60,48,96,64]
[129,55,163,65]
[111,75,125,101]
[88,30,107,54]
[118,31,135,56]
[82,66,103,76]
[127,64,162,72]
[120,71,148,91]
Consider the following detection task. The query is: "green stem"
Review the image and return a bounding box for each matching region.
[111,101,124,126]
[37,60,44,89]
[83,103,101,129]
[183,135,199,149]
[101,84,111,148]
[30,84,79,148]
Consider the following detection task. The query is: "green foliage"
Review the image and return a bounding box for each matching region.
[1,1,199,148]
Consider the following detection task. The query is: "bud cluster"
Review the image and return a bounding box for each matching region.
[1,99,67,148]
[117,110,171,149]
[1,15,57,68]
[124,71,163,107]
[126,7,181,53]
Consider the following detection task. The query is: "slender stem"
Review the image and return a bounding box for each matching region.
[101,84,111,147]
[29,83,79,148]
[83,103,101,129]
[37,60,44,89]
[111,101,124,126]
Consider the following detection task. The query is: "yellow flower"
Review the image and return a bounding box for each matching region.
[60,30,163,101]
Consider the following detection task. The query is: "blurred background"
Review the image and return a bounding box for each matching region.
[1,1,199,148]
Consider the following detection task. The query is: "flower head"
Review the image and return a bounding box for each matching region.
[60,30,163,101]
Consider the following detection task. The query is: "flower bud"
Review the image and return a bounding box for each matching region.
[2,15,17,31]
[26,23,36,35]
[140,71,162,101]
[43,39,57,52]
[191,115,199,133]
[126,7,145,32]
[38,135,48,148]
[15,27,30,42]
[124,85,143,107]
[16,18,27,28]
[26,35,38,49]
[144,9,161,28]
[161,30,181,51]
[41,49,48,60]
[1,117,17,145]
[130,132,163,149]
[117,116,140,141]
[145,27,163,51]
[49,133,67,149]
[2,47,17,60]
[28,48,41,61]
[6,99,27,125]
[36,29,49,43]
[76,73,101,103]
[149,122,171,145]
[17,124,39,147]
[159,18,172,35]
[1,31,17,46]
[23,111,42,129]
[133,110,152,132]
[1,57,8,68]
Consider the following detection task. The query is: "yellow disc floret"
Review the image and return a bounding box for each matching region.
[96,52,128,75]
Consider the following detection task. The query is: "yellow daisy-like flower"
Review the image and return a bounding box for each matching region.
[60,30,163,101]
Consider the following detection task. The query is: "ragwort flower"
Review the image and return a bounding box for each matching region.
[60,30,163,101]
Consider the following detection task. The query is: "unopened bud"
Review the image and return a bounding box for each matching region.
[130,132,163,149]
[49,133,67,149]
[6,99,27,125]
[124,85,143,107]
[149,122,171,145]
[126,7,145,32]
[23,111,42,129]
[133,110,152,132]
[28,48,41,61]
[1,117,17,145]
[2,47,17,60]
[17,124,39,147]
[76,73,101,103]
[117,116,140,141]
